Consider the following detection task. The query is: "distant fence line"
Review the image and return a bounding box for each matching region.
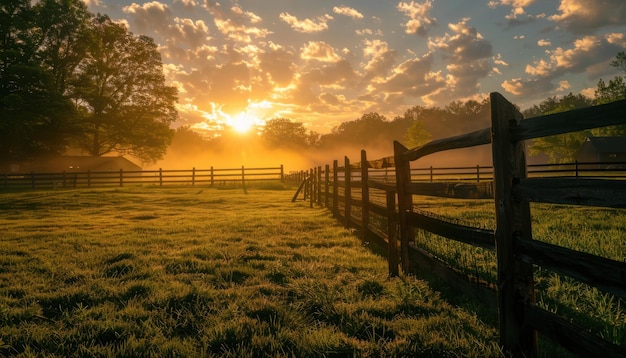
[287,161,626,184]
[1,165,284,190]
[293,93,626,357]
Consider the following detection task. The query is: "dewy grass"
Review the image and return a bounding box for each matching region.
[411,196,626,354]
[0,187,502,357]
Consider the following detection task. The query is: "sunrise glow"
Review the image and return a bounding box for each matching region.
[85,0,626,137]
[228,112,261,134]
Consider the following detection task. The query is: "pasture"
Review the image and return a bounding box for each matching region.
[0,186,501,357]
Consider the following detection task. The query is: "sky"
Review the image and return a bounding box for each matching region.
[83,0,626,136]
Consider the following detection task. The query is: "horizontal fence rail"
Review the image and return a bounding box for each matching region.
[1,165,284,190]
[293,94,626,357]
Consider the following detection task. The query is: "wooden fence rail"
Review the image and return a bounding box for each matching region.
[1,165,284,190]
[292,93,626,357]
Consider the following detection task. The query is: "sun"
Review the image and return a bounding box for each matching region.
[229,112,255,134]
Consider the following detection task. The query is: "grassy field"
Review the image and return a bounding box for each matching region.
[411,195,626,354]
[0,185,502,357]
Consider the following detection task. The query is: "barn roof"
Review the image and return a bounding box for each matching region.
[584,136,626,153]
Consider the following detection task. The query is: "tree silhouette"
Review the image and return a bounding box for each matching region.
[70,15,177,163]
[1,1,177,165]
[0,0,75,162]
[261,118,309,148]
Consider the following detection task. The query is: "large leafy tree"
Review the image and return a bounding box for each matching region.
[1,1,177,166]
[71,15,177,163]
[0,0,77,162]
[261,118,309,148]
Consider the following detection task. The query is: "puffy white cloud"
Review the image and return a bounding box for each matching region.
[550,0,626,33]
[279,12,333,33]
[501,77,553,96]
[556,80,571,91]
[300,41,341,62]
[204,1,270,42]
[429,18,492,62]
[333,6,364,19]
[537,39,551,47]
[397,0,436,36]
[489,0,544,26]
[502,33,626,98]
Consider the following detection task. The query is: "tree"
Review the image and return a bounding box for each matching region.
[0,0,74,162]
[71,15,177,163]
[592,52,626,136]
[404,120,431,148]
[261,118,309,148]
[34,0,91,94]
[594,51,626,105]
[525,93,593,163]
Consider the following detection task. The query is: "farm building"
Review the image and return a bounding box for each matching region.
[1,156,142,174]
[576,136,626,168]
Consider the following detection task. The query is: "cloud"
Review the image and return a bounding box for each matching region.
[204,1,269,42]
[258,43,297,87]
[123,1,172,34]
[333,6,364,19]
[361,39,398,84]
[556,80,570,91]
[397,0,436,36]
[301,41,342,62]
[421,18,494,103]
[123,1,211,57]
[501,77,553,96]
[501,33,626,98]
[373,54,446,103]
[493,53,509,67]
[279,12,333,33]
[429,18,493,62]
[525,35,623,77]
[550,0,626,34]
[173,0,196,7]
[537,39,551,47]
[489,0,545,27]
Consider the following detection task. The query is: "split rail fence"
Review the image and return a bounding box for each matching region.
[292,93,626,357]
[1,165,284,190]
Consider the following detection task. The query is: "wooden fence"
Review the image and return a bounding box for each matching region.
[1,165,284,190]
[292,93,626,357]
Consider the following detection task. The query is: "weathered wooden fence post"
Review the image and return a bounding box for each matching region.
[490,92,537,357]
[159,168,163,186]
[210,166,214,186]
[317,165,322,205]
[280,164,284,182]
[192,167,196,186]
[242,166,248,194]
[394,141,413,273]
[344,156,351,229]
[360,150,370,244]
[324,164,330,208]
[333,160,339,218]
[310,167,315,208]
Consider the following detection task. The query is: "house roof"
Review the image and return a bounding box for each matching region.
[585,136,626,153]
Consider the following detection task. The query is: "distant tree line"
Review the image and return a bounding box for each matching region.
[170,98,492,160]
[1,0,177,165]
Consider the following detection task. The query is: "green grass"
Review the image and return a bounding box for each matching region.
[410,196,626,355]
[0,187,501,357]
